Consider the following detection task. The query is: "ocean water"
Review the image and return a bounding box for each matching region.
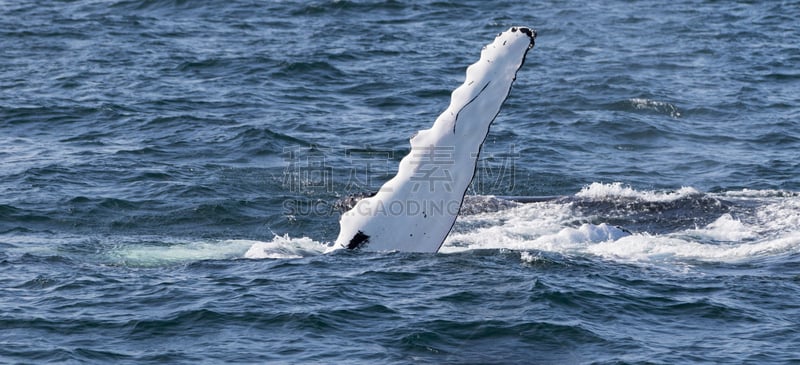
[1,0,799,363]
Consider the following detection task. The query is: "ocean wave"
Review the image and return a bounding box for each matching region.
[291,0,409,16]
[244,235,326,259]
[614,98,682,118]
[442,184,800,264]
[575,182,701,202]
[588,231,800,263]
[272,60,347,82]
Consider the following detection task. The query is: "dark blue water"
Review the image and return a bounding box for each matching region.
[2,1,799,363]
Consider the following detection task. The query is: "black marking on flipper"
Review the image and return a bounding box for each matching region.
[519,27,536,50]
[452,81,492,133]
[346,231,370,250]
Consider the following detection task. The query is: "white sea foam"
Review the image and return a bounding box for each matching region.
[684,214,756,242]
[629,98,681,117]
[575,182,700,201]
[723,189,798,198]
[756,197,800,233]
[441,202,573,252]
[441,201,630,253]
[442,185,800,264]
[587,232,800,263]
[243,235,326,259]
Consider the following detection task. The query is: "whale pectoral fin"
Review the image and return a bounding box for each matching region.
[346,231,370,250]
[334,26,536,253]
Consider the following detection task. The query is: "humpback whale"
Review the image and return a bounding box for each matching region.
[332,27,536,253]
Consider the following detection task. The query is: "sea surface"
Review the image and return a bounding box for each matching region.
[2,0,799,364]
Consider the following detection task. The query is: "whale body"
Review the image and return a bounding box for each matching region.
[333,27,536,253]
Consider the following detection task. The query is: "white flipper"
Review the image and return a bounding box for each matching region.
[334,27,536,253]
